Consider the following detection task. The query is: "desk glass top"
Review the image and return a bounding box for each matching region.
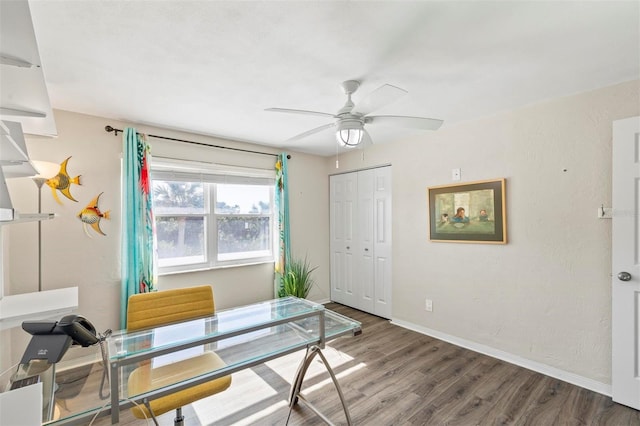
[107,297,359,362]
[105,297,360,410]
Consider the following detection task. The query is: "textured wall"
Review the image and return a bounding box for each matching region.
[327,80,640,384]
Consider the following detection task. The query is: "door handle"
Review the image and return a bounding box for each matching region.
[346,246,350,250]
[364,248,369,251]
[617,272,632,282]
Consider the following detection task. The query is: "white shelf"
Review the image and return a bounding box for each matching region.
[0,0,57,136]
[0,287,78,330]
[0,212,55,225]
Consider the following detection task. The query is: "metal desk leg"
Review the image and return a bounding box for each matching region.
[110,362,119,424]
[287,345,352,426]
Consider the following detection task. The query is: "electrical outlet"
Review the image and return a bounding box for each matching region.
[425,299,433,312]
[452,168,461,181]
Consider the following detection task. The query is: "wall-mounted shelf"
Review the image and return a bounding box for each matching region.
[0,287,78,330]
[0,0,57,136]
[0,212,55,225]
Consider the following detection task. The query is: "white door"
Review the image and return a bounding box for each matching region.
[331,166,393,319]
[330,173,357,307]
[357,169,375,313]
[612,116,640,409]
[373,167,392,318]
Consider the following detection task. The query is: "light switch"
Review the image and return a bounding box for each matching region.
[597,207,612,219]
[452,168,461,181]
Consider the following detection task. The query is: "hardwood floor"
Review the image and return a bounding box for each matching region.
[93,303,639,425]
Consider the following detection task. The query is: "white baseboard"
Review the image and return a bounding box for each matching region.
[390,318,611,397]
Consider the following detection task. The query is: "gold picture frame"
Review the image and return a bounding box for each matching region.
[428,178,507,244]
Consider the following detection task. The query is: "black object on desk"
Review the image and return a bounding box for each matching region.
[9,374,40,390]
[20,315,99,364]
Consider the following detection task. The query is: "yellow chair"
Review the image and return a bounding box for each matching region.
[126,286,232,426]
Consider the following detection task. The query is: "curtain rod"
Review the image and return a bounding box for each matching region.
[104,125,290,159]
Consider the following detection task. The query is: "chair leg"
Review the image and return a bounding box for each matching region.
[174,407,184,426]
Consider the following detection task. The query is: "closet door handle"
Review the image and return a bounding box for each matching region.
[618,272,632,281]
[346,246,350,250]
[364,248,369,251]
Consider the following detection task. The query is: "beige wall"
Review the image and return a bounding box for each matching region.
[327,80,640,385]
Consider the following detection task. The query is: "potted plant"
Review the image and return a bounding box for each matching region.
[278,256,317,298]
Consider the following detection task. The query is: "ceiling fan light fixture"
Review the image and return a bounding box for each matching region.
[336,119,363,148]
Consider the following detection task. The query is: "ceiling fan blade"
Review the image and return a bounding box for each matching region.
[361,128,373,146]
[285,122,335,142]
[352,84,407,116]
[365,115,443,131]
[265,107,335,119]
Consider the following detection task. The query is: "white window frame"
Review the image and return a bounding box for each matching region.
[152,158,276,274]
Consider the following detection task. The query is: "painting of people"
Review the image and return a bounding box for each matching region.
[428,179,506,243]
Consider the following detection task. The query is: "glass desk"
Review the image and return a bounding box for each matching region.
[56,297,360,425]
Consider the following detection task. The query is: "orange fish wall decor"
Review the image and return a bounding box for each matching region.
[47,156,82,205]
[78,193,111,237]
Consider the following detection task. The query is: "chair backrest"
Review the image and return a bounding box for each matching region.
[127,285,215,331]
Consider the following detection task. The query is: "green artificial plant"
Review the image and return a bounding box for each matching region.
[278,256,318,298]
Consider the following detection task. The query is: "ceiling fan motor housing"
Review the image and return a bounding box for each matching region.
[337,116,364,131]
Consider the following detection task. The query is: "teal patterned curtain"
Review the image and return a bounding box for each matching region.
[274,153,291,297]
[121,128,157,327]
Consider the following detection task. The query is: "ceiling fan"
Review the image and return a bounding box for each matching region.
[266,80,443,148]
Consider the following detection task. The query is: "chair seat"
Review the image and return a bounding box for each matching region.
[127,351,232,419]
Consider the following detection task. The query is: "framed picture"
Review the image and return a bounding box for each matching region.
[428,178,507,244]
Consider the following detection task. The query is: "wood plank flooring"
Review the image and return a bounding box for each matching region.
[92,303,639,425]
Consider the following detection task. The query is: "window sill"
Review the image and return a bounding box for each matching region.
[158,260,275,276]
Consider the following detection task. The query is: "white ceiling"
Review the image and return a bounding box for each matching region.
[28,0,639,156]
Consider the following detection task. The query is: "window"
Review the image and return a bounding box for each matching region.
[215,184,272,262]
[152,159,275,273]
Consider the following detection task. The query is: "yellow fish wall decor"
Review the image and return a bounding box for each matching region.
[46,156,81,205]
[78,193,111,237]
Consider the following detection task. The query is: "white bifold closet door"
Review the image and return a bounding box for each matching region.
[330,171,358,309]
[330,166,392,319]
